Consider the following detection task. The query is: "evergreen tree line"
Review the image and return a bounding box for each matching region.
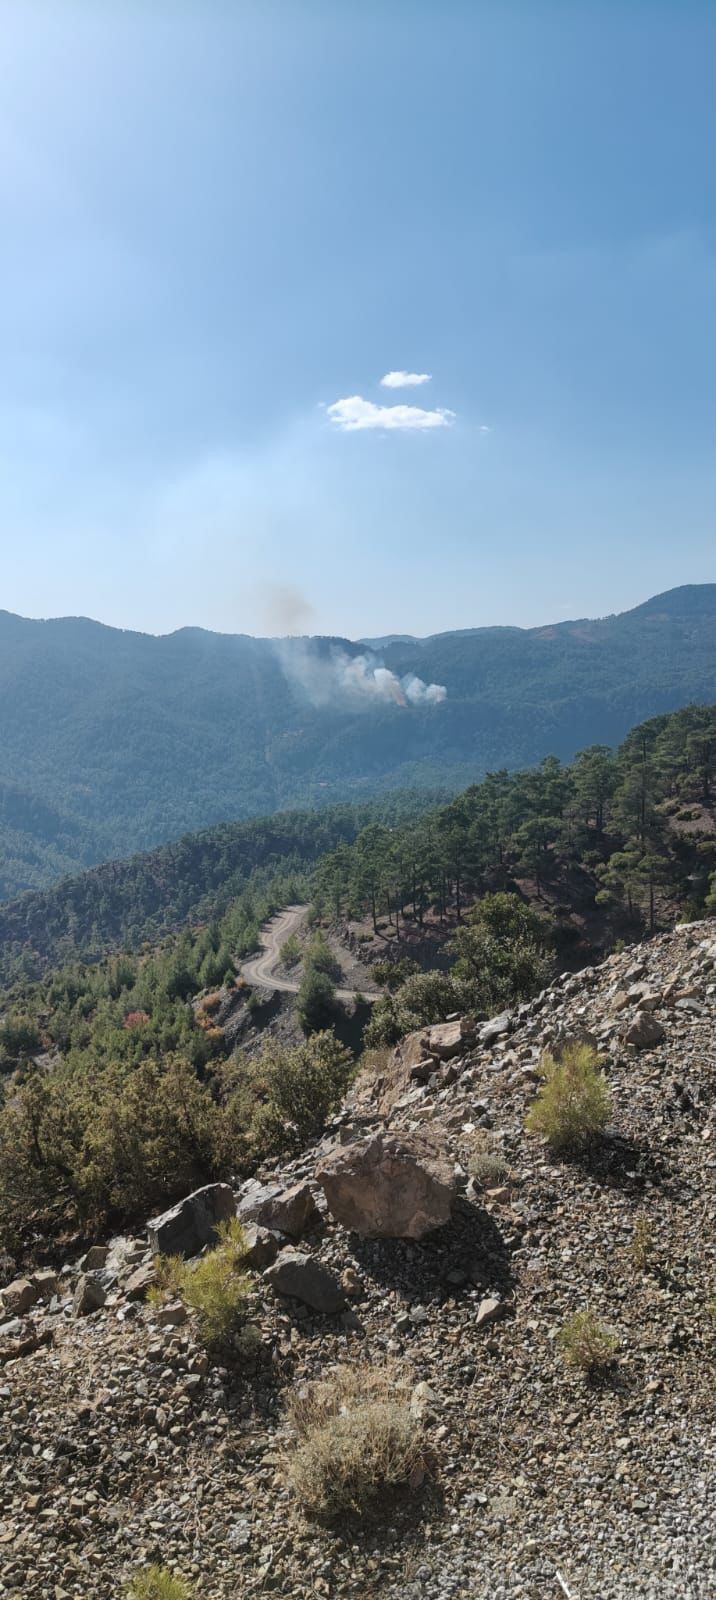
[0,704,713,1256]
[312,705,716,938]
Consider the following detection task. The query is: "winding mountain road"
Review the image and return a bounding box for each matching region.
[240,904,379,1001]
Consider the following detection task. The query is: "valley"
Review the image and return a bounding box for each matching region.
[1,583,715,898]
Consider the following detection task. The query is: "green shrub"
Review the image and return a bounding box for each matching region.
[525,1041,611,1153]
[304,931,342,982]
[153,1217,254,1352]
[362,993,401,1048]
[124,1566,196,1600]
[286,1364,427,1519]
[223,1032,355,1162]
[297,968,338,1033]
[279,933,302,969]
[0,1055,221,1248]
[364,970,464,1047]
[450,893,553,1016]
[372,957,421,993]
[557,1310,617,1375]
[0,1014,42,1061]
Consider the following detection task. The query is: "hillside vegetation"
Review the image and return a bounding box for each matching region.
[0,704,713,1256]
[0,583,714,895]
[0,795,434,986]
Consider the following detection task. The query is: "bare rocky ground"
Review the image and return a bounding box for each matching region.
[1,923,715,1599]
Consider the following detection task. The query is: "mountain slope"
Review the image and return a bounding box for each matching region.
[1,583,715,896]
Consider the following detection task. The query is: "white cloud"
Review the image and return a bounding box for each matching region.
[327,394,455,432]
[380,370,431,388]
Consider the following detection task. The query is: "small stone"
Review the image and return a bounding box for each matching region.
[124,1263,157,1301]
[476,1296,504,1330]
[73,1274,106,1316]
[81,1244,109,1272]
[155,1301,187,1328]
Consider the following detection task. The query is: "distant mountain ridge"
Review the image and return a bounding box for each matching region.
[0,583,714,898]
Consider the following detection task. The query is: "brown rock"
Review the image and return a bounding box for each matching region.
[425,1019,470,1060]
[124,1263,157,1301]
[81,1245,109,1272]
[341,1265,364,1298]
[476,1295,504,1330]
[0,1278,38,1317]
[155,1301,188,1328]
[622,1011,666,1049]
[30,1269,58,1299]
[73,1274,106,1316]
[240,1222,279,1269]
[317,1130,456,1239]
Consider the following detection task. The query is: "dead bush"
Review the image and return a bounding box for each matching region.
[468,1147,509,1187]
[286,1364,427,1519]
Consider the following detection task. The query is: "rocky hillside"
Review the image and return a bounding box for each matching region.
[1,923,714,1598]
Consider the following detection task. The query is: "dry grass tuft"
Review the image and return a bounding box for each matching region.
[525,1041,611,1153]
[557,1309,617,1375]
[468,1147,509,1187]
[124,1565,196,1599]
[286,1364,428,1520]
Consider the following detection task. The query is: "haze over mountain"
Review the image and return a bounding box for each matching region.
[0,583,714,899]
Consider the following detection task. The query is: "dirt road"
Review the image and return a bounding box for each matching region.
[240,904,379,1001]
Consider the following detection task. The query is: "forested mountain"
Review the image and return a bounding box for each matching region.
[0,703,713,1253]
[0,794,439,986]
[1,583,715,897]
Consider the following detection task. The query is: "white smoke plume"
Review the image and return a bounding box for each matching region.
[276,640,447,710]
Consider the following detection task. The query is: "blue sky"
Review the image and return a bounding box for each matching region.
[1,1,714,638]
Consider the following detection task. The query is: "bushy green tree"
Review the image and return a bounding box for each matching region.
[449,892,552,1015]
[365,971,465,1047]
[224,1032,354,1159]
[297,968,338,1033]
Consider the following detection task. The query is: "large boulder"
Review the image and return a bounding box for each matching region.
[424,1019,469,1061]
[237,1180,319,1239]
[240,1223,280,1270]
[0,1278,38,1318]
[264,1249,345,1313]
[622,1012,665,1049]
[81,1244,109,1272]
[147,1182,235,1259]
[478,1011,513,1048]
[316,1130,456,1240]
